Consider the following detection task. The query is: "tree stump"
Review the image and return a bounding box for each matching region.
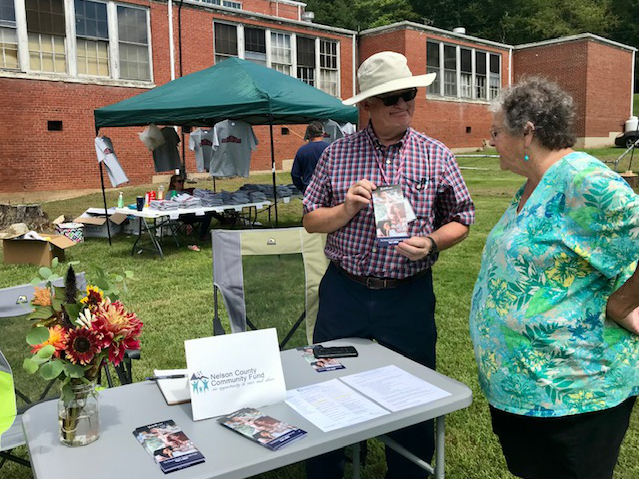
[0,204,50,231]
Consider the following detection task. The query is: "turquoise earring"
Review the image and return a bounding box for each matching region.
[524,154,529,162]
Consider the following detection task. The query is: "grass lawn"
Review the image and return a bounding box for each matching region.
[1,156,639,479]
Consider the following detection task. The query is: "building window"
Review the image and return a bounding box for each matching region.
[75,0,109,76]
[244,27,265,65]
[319,39,338,96]
[296,36,314,86]
[214,22,237,63]
[426,41,440,96]
[426,40,501,101]
[489,53,500,99]
[197,0,241,8]
[270,31,291,75]
[117,6,149,81]
[0,0,18,69]
[475,51,486,100]
[26,0,67,73]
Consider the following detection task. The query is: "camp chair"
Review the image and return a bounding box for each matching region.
[0,350,29,469]
[211,227,328,348]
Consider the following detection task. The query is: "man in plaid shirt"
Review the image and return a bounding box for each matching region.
[303,52,475,479]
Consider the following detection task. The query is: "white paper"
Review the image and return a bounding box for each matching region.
[154,368,189,405]
[185,329,286,421]
[285,379,389,432]
[340,365,451,412]
[169,211,180,220]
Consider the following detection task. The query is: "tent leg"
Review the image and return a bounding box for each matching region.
[269,120,278,226]
[99,161,112,246]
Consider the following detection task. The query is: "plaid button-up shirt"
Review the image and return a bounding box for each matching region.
[303,124,475,279]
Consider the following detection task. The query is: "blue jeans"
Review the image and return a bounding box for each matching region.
[306,262,437,479]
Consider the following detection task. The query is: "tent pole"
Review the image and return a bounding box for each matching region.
[96,127,112,246]
[269,118,278,226]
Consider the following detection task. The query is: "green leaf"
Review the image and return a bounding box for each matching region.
[62,362,87,379]
[64,303,83,324]
[114,275,124,282]
[61,383,74,402]
[525,287,566,318]
[23,358,39,374]
[26,326,50,346]
[35,344,55,360]
[27,306,56,321]
[68,261,80,266]
[124,271,134,279]
[568,207,599,231]
[31,277,42,287]
[39,267,52,279]
[95,278,110,291]
[39,360,63,380]
[52,298,64,311]
[51,257,59,268]
[499,325,530,351]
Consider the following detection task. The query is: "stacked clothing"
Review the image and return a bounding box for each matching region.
[239,183,296,199]
[192,189,224,207]
[149,193,202,210]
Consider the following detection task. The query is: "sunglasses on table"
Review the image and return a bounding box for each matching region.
[374,88,418,106]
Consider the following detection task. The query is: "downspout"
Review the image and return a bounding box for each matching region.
[631,49,636,117]
[508,47,512,86]
[168,0,176,81]
[352,33,357,100]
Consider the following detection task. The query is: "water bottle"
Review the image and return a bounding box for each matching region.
[158,184,165,200]
[117,192,124,208]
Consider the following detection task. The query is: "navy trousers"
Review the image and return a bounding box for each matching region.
[306,262,437,479]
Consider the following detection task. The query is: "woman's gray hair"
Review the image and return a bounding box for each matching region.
[491,77,576,150]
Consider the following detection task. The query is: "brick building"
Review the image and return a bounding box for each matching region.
[0,3,635,193]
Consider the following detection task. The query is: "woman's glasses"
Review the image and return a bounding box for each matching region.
[176,179,185,184]
[489,128,502,140]
[375,88,418,106]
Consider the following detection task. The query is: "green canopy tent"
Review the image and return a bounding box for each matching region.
[93,58,358,234]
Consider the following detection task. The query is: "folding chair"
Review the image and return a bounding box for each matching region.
[211,227,328,348]
[0,350,29,469]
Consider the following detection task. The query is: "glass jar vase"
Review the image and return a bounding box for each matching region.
[58,381,100,446]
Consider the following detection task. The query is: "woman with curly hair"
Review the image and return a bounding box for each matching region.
[469,77,639,479]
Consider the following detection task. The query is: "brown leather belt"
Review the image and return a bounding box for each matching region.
[332,262,429,290]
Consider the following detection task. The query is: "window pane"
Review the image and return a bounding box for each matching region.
[426,41,439,68]
[77,38,108,75]
[244,27,265,53]
[320,39,336,69]
[0,26,18,68]
[475,75,486,100]
[320,68,337,96]
[460,48,471,73]
[475,51,486,75]
[443,45,455,70]
[443,45,456,96]
[28,31,66,72]
[26,0,65,36]
[214,22,237,58]
[0,0,16,26]
[490,53,500,74]
[489,75,500,99]
[297,65,314,86]
[296,36,314,67]
[270,32,291,67]
[117,6,146,44]
[119,42,149,80]
[75,0,108,39]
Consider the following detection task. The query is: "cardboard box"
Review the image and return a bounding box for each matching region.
[74,208,127,238]
[3,233,76,266]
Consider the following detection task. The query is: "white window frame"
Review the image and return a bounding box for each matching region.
[0,0,20,69]
[74,0,110,78]
[425,39,501,102]
[212,20,341,97]
[318,38,339,97]
[3,0,153,84]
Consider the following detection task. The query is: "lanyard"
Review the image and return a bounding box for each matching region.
[368,134,406,186]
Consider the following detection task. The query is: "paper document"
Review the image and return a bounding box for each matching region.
[285,379,389,432]
[340,365,451,412]
[154,369,190,405]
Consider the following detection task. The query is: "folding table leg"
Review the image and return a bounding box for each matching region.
[435,416,445,479]
[351,441,361,479]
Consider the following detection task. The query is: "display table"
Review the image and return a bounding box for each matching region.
[22,338,472,479]
[115,201,271,257]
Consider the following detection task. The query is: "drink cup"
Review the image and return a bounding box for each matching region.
[136,196,144,211]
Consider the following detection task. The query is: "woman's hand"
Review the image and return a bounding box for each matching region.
[607,306,639,335]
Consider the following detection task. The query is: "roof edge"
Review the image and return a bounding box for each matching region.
[514,33,637,52]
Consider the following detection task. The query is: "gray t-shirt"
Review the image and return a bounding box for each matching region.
[209,120,258,178]
[189,128,219,172]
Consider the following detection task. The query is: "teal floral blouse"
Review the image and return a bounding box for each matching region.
[470,152,639,417]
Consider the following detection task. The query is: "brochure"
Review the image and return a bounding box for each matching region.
[218,407,307,451]
[133,419,205,473]
[372,184,411,246]
[296,345,345,372]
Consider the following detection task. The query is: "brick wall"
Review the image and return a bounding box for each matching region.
[0,0,354,193]
[358,28,510,149]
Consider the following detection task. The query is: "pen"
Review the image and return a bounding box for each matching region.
[145,374,187,381]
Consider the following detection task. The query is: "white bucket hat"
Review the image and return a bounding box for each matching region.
[343,51,436,106]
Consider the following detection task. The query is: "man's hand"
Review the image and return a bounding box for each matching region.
[395,236,434,261]
[344,179,376,218]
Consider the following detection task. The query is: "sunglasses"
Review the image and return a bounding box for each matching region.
[176,179,185,184]
[375,88,418,106]
[489,128,502,140]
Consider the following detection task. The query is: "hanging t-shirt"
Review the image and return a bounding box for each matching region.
[209,120,258,178]
[188,128,219,172]
[95,136,128,187]
[152,127,181,172]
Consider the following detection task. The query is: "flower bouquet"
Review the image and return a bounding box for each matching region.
[23,261,142,446]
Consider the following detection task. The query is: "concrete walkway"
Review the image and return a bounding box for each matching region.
[0,189,103,205]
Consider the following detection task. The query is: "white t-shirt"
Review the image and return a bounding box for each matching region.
[210,120,258,178]
[95,136,128,187]
[188,128,219,172]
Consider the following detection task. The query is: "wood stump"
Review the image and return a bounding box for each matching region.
[0,203,50,231]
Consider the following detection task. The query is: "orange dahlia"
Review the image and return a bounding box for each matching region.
[32,287,52,306]
[64,327,101,365]
[31,325,66,357]
[93,299,142,365]
[80,286,104,312]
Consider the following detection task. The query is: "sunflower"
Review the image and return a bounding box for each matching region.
[64,327,102,365]
[93,299,142,365]
[80,286,104,311]
[32,287,52,306]
[31,325,66,357]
